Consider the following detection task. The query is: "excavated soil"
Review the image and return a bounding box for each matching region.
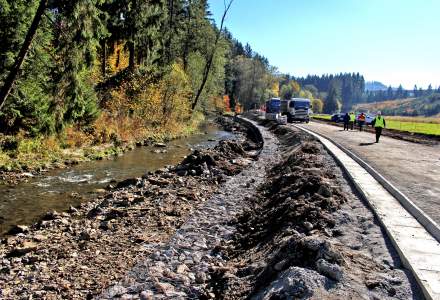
[206,123,422,299]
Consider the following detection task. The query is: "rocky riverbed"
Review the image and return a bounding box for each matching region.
[0,118,259,299]
[0,117,423,299]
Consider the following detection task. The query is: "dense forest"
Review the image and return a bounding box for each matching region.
[0,0,287,135]
[294,73,365,112]
[0,0,281,171]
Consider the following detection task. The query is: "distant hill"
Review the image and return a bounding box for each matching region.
[365,81,387,91]
[353,93,440,116]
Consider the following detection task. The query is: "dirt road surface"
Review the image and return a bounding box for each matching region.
[299,121,440,225]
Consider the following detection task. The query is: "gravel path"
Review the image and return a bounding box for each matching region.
[101,121,281,299]
[299,121,440,225]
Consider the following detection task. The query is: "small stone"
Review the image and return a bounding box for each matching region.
[33,234,47,242]
[317,185,332,197]
[79,231,91,241]
[7,241,38,257]
[68,206,78,213]
[7,225,29,235]
[195,271,207,283]
[176,170,187,176]
[154,282,175,295]
[176,264,188,274]
[365,279,380,289]
[43,210,60,220]
[274,259,288,271]
[303,221,314,231]
[140,290,154,300]
[154,143,167,148]
[316,259,343,281]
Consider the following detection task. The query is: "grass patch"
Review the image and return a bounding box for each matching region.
[311,114,440,136]
[386,120,440,135]
[311,114,331,120]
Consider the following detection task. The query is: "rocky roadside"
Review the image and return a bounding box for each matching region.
[0,118,260,299]
[203,121,423,299]
[99,118,280,299]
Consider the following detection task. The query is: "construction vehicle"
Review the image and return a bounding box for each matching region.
[280,98,311,123]
[265,98,281,121]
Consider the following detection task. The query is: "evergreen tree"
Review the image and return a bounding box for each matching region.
[427,84,433,95]
[396,84,404,99]
[386,86,394,99]
[323,84,339,114]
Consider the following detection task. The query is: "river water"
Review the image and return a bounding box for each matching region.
[0,123,234,234]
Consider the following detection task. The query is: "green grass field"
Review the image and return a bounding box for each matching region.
[312,114,331,120]
[311,114,440,136]
[386,120,440,135]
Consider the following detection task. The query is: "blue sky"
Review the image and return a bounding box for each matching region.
[208,0,439,89]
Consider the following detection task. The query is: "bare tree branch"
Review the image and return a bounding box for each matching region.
[0,0,48,110]
[191,0,234,110]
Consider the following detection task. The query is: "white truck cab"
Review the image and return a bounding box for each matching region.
[280,98,311,123]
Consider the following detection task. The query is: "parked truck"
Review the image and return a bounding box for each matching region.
[265,97,281,121]
[280,98,311,123]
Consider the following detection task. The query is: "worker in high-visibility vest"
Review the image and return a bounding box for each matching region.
[372,111,386,143]
[358,112,366,131]
[349,112,356,130]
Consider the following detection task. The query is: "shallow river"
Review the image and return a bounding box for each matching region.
[0,123,234,234]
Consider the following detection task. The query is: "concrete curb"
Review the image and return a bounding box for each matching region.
[294,124,440,300]
[236,116,264,146]
[296,125,440,243]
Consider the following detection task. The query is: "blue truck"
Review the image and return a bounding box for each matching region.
[265,98,281,121]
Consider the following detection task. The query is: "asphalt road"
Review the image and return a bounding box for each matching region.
[298,121,440,226]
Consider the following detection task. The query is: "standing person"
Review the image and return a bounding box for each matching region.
[349,112,356,130]
[358,112,366,131]
[343,113,350,130]
[372,111,386,143]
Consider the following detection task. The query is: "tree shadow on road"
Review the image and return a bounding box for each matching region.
[359,142,375,146]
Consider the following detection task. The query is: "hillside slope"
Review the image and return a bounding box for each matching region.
[354,93,440,116]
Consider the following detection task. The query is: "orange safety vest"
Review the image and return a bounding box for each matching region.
[358,114,366,121]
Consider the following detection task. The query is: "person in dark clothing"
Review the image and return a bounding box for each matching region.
[343,113,350,130]
[371,111,386,143]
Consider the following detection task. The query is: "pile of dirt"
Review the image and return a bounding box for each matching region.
[206,124,420,299]
[174,140,253,178]
[0,124,259,299]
